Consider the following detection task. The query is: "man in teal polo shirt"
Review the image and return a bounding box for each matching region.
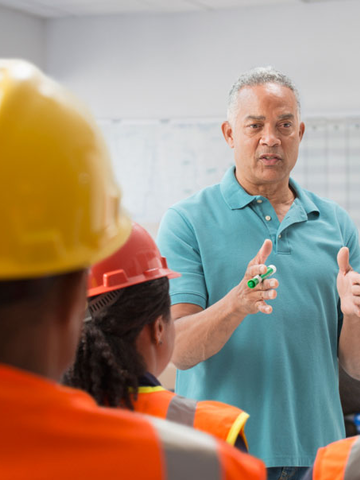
[157,67,360,480]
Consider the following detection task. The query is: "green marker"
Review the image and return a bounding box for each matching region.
[247,265,277,289]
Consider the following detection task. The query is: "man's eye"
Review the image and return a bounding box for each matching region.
[281,123,292,128]
[248,124,261,129]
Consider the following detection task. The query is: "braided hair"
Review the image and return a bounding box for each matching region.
[63,277,170,409]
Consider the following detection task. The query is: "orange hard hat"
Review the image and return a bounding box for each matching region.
[88,222,180,297]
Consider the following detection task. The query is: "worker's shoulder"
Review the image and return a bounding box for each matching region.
[315,435,360,473]
[168,182,223,218]
[77,405,265,479]
[301,186,355,225]
[293,178,354,227]
[297,181,344,211]
[147,414,266,480]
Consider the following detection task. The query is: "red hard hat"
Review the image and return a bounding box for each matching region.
[88,222,180,297]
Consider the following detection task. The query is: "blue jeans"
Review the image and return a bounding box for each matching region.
[267,467,310,480]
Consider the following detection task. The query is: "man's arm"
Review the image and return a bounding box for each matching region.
[337,247,360,380]
[172,240,278,370]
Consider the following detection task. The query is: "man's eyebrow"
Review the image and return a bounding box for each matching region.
[245,115,265,121]
[278,114,295,120]
[244,114,295,121]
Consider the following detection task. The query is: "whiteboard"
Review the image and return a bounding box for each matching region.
[98,117,360,233]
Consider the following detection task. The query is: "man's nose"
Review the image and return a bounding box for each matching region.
[259,126,281,147]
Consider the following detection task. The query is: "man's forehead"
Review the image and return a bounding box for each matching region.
[237,84,298,114]
[239,82,295,98]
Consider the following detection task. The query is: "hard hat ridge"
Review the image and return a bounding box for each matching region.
[0,59,131,279]
[88,222,180,297]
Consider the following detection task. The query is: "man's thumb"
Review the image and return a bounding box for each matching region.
[337,247,351,275]
[256,239,273,265]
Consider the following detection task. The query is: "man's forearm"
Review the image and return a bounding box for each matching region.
[172,295,246,370]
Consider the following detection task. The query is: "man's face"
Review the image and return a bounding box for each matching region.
[222,83,305,190]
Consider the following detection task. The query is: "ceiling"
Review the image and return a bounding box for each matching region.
[0,0,351,18]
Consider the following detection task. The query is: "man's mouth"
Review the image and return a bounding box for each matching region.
[258,154,282,165]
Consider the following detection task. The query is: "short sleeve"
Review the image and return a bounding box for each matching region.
[157,207,207,309]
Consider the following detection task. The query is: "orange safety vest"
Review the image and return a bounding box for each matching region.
[0,364,265,480]
[132,385,249,448]
[311,436,360,480]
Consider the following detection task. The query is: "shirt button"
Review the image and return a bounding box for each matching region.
[265,215,271,221]
[278,234,282,239]
[257,199,263,204]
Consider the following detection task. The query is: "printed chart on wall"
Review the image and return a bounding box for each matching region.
[98,117,360,234]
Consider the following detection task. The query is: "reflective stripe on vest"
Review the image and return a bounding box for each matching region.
[345,436,360,480]
[147,415,221,480]
[134,386,249,448]
[166,394,197,427]
[313,436,360,480]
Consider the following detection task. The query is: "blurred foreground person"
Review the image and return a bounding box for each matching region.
[0,60,266,480]
[303,436,360,480]
[64,222,250,452]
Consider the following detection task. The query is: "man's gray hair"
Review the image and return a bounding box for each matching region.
[227,66,301,123]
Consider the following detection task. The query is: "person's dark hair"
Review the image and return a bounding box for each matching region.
[63,277,170,409]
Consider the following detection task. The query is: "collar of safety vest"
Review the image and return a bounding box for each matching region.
[220,166,320,217]
[138,371,162,387]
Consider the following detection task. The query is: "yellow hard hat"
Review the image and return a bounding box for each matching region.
[0,60,131,279]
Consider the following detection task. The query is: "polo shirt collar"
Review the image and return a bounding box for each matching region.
[289,178,320,216]
[220,166,254,209]
[220,166,320,216]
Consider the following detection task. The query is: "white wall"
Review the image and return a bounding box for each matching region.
[0,5,45,68]
[46,0,360,119]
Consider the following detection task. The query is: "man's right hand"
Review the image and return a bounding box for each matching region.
[171,239,279,369]
[228,239,278,316]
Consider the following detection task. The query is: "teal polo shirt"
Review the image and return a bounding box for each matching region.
[157,166,360,468]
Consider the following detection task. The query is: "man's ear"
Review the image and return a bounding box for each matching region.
[299,122,305,142]
[51,270,88,378]
[221,121,235,148]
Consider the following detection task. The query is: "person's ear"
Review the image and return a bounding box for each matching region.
[299,122,305,142]
[222,121,235,148]
[51,269,88,378]
[150,316,166,346]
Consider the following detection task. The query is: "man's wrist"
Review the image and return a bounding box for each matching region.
[222,288,247,325]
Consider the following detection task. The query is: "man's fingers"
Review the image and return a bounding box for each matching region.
[351,295,360,307]
[258,239,273,264]
[246,270,278,290]
[247,264,268,278]
[337,246,351,275]
[248,239,273,267]
[351,285,360,296]
[255,289,277,300]
[257,302,272,314]
[263,289,277,300]
[262,278,279,290]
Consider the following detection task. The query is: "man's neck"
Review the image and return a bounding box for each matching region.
[236,175,296,222]
[0,311,64,382]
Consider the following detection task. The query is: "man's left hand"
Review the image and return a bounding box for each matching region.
[337,247,360,317]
